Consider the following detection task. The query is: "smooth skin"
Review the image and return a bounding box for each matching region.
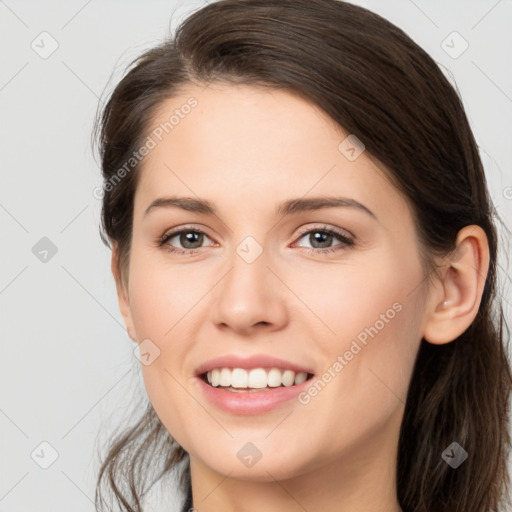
[111,83,489,512]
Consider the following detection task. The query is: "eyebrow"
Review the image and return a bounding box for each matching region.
[143,195,377,220]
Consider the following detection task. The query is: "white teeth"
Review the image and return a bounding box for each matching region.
[248,368,268,388]
[231,368,248,388]
[267,368,283,387]
[282,370,295,387]
[294,371,307,384]
[205,367,310,389]
[295,372,307,384]
[219,368,231,387]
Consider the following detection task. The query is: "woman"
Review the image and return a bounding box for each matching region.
[93,1,512,511]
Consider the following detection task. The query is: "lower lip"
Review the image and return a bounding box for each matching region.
[195,376,313,415]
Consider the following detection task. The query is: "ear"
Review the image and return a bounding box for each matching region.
[423,225,490,345]
[111,243,137,342]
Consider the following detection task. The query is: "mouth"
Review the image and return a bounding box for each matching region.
[194,354,316,414]
[199,367,315,392]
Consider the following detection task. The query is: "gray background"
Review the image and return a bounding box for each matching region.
[1,1,511,511]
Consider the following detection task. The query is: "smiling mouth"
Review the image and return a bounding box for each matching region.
[200,367,315,392]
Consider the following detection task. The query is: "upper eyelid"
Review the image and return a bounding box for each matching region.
[295,224,353,239]
[161,225,215,243]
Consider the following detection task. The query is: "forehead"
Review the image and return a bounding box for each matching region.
[134,83,410,225]
[149,83,346,160]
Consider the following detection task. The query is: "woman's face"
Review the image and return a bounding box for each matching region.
[117,83,429,482]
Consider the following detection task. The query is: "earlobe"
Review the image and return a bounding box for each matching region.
[423,225,490,345]
[111,243,137,343]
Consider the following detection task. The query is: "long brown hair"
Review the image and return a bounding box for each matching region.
[93,1,512,510]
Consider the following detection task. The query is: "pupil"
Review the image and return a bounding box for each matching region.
[311,232,331,248]
[181,231,203,249]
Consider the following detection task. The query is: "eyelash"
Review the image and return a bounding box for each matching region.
[157,225,355,256]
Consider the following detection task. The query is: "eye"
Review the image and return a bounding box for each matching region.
[158,227,215,255]
[293,225,355,255]
[158,224,355,256]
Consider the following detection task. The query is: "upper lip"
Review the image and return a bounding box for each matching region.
[195,354,315,376]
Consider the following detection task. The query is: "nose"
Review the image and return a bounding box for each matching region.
[210,242,289,336]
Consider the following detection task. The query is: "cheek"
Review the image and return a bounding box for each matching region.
[127,246,209,339]
[126,250,213,431]
[296,254,416,347]
[302,250,423,406]
[290,280,422,464]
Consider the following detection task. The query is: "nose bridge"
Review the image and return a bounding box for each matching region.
[211,233,288,332]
